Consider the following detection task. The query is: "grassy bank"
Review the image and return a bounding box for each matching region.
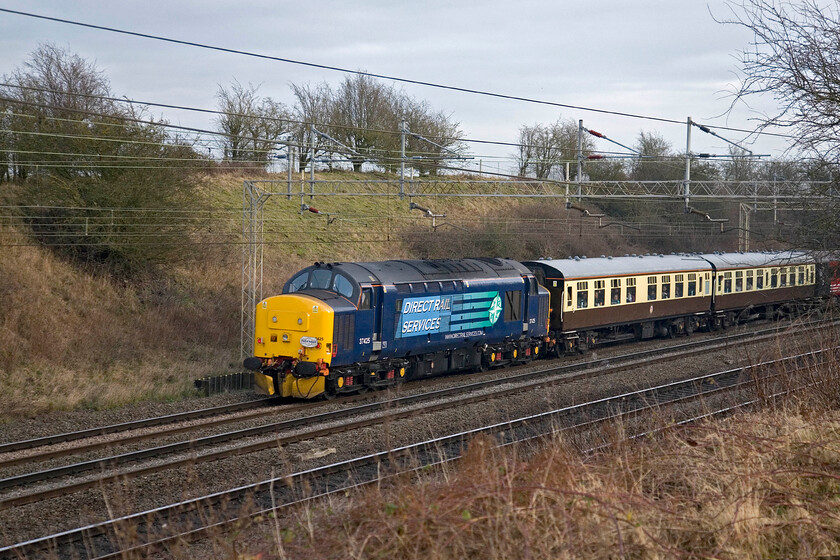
[0,169,742,417]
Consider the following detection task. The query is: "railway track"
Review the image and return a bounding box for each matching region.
[0,319,833,510]
[0,317,829,474]
[3,346,833,560]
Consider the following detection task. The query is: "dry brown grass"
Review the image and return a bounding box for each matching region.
[242,328,840,560]
[0,229,241,418]
[256,412,840,559]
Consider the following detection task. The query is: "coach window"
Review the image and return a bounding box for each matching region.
[770,268,778,288]
[780,268,788,287]
[611,279,621,305]
[687,273,697,296]
[809,266,815,284]
[594,280,606,307]
[735,270,743,292]
[577,281,589,309]
[626,278,636,303]
[756,269,764,290]
[746,270,754,290]
[566,285,573,308]
[660,276,670,299]
[647,276,657,301]
[723,272,733,293]
[675,274,684,298]
[798,266,805,285]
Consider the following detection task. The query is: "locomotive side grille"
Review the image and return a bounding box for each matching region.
[334,314,355,351]
[539,296,549,328]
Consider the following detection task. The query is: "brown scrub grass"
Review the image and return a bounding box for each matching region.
[237,321,840,560]
[0,232,242,418]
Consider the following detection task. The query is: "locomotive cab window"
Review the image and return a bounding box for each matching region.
[359,288,372,310]
[310,269,332,290]
[332,273,355,298]
[288,271,308,293]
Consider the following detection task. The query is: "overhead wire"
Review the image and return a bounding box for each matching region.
[0,8,801,143]
[0,85,787,171]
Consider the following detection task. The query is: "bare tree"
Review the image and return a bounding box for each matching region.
[1,44,200,273]
[515,119,591,180]
[0,43,122,180]
[722,0,840,247]
[398,96,465,176]
[289,81,333,172]
[722,0,840,160]
[629,131,684,181]
[214,81,288,168]
[330,74,395,172]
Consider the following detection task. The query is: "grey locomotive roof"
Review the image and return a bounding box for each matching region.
[701,250,814,270]
[319,258,531,285]
[524,254,712,280]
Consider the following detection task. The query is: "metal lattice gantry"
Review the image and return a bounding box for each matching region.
[246,177,831,200]
[240,175,835,359]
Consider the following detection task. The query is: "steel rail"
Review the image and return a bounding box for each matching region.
[0,398,274,455]
[3,347,831,560]
[4,315,830,467]
[0,320,832,510]
[0,318,824,500]
[0,318,833,506]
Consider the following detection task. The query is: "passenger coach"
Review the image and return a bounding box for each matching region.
[702,251,818,327]
[524,254,714,353]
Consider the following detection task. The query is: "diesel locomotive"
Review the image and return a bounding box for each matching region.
[245,251,839,399]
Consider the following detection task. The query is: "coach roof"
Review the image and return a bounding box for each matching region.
[700,251,813,270]
[524,254,712,280]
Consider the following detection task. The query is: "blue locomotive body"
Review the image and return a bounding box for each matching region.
[249,258,549,398]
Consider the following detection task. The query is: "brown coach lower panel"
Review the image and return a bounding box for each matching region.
[561,297,710,332]
[714,286,814,313]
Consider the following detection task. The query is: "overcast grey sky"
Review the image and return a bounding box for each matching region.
[0,1,792,171]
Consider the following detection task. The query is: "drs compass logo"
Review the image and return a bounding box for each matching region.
[487,294,502,325]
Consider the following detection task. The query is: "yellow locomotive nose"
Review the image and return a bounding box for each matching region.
[252,294,335,398]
